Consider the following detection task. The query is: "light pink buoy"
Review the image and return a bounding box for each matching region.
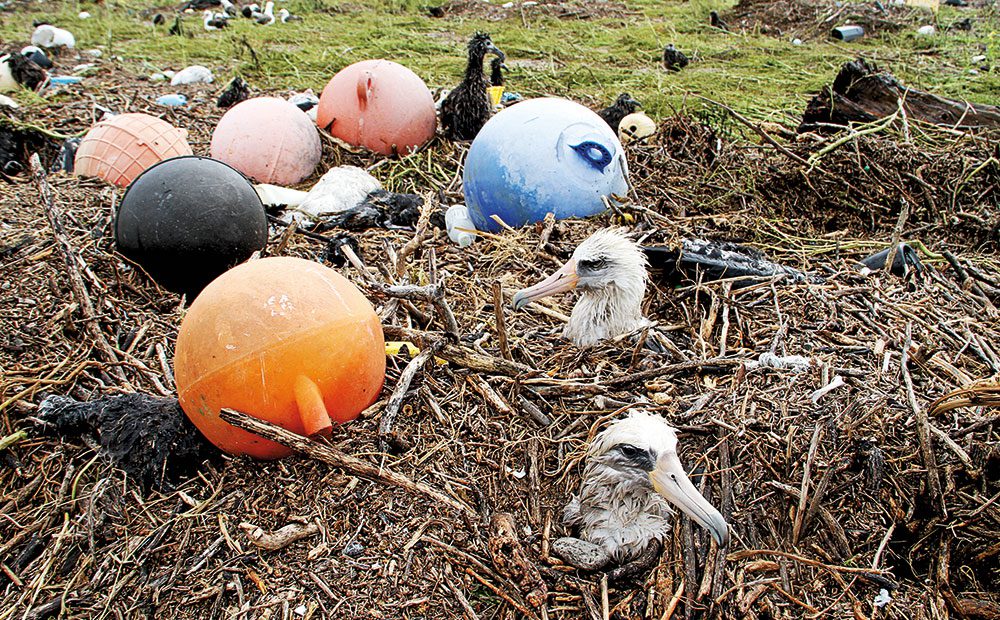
[210,97,321,185]
[74,113,192,187]
[316,60,436,156]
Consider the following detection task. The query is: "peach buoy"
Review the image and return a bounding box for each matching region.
[316,59,436,156]
[74,113,192,187]
[174,257,385,459]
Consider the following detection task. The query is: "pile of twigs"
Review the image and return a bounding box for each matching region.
[2,65,999,620]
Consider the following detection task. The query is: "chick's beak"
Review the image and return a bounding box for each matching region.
[650,452,730,547]
[489,44,506,62]
[512,259,578,310]
[627,98,641,108]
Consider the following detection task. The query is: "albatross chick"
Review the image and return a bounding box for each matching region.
[513,228,649,348]
[597,93,641,133]
[553,410,729,574]
[440,32,505,141]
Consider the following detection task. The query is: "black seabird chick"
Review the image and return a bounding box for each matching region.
[0,53,48,91]
[598,93,640,133]
[440,32,505,141]
[217,76,250,108]
[489,56,507,87]
[152,13,166,25]
[662,44,689,72]
[168,14,184,35]
[709,10,729,31]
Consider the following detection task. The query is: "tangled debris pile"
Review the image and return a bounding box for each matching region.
[2,62,1000,620]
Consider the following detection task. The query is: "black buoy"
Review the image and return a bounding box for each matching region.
[115,156,268,297]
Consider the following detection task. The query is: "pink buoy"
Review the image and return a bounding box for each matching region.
[74,113,192,187]
[210,97,321,185]
[316,60,436,156]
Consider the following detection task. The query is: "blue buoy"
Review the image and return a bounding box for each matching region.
[463,97,629,232]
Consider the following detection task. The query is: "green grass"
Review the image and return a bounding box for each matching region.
[1,0,997,121]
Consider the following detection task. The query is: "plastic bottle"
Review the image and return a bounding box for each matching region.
[445,204,477,247]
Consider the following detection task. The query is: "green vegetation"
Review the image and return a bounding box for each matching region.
[1,0,997,121]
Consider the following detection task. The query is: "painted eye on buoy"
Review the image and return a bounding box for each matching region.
[570,140,612,171]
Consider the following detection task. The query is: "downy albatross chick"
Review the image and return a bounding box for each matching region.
[513,228,649,348]
[553,410,730,574]
[598,93,641,133]
[440,32,505,141]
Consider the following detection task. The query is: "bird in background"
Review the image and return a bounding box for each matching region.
[552,411,730,574]
[662,44,689,72]
[440,32,505,141]
[598,93,641,133]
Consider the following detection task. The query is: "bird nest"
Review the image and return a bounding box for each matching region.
[719,0,931,40]
[2,66,1000,620]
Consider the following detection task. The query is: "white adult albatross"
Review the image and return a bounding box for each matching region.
[512,228,649,348]
[553,410,730,573]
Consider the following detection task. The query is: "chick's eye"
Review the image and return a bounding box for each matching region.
[618,444,641,458]
[579,257,608,272]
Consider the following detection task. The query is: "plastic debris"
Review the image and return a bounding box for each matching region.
[58,137,81,172]
[858,243,924,276]
[170,65,214,85]
[48,76,83,86]
[445,204,478,247]
[0,94,18,109]
[150,72,168,82]
[254,183,308,207]
[831,25,864,41]
[810,375,846,404]
[644,239,810,288]
[618,112,657,144]
[746,353,814,372]
[156,93,187,106]
[917,25,936,35]
[20,45,52,69]
[31,24,76,49]
[78,11,91,18]
[286,166,382,224]
[792,38,803,45]
[874,589,892,607]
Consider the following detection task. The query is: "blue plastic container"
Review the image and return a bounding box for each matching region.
[156,93,188,107]
[463,97,629,232]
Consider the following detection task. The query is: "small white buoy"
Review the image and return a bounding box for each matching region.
[972,54,987,63]
[150,72,167,82]
[617,112,657,144]
[170,65,214,85]
[916,24,936,35]
[792,38,803,45]
[31,25,76,49]
[78,11,91,19]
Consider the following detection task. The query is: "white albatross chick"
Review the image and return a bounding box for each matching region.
[553,410,730,573]
[513,228,650,348]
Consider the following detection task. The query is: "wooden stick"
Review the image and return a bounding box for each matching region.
[492,281,512,361]
[379,339,444,451]
[605,358,740,387]
[902,323,946,516]
[30,154,128,385]
[218,408,475,516]
[384,325,533,376]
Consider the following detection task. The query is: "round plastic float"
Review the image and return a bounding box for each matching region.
[114,155,267,296]
[462,97,629,232]
[174,257,386,459]
[316,60,436,156]
[74,113,192,187]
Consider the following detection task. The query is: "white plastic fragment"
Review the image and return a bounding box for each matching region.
[0,94,19,108]
[873,588,892,608]
[916,25,936,36]
[810,375,846,404]
[170,65,214,85]
[284,166,382,224]
[255,184,309,207]
[31,25,76,49]
[746,352,813,372]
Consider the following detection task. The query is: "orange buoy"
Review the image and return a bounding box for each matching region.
[316,59,436,156]
[74,113,192,187]
[174,257,385,459]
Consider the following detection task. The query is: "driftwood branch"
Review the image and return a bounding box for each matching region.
[379,339,445,451]
[218,408,476,516]
[384,325,533,376]
[30,154,128,384]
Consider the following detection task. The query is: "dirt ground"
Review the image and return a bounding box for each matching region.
[2,44,1000,620]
